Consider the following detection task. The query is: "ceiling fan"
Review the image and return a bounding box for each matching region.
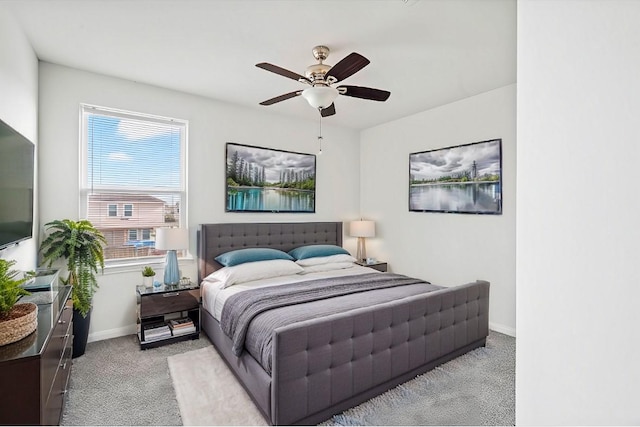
[256,45,391,117]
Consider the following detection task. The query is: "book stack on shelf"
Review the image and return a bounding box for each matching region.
[168,318,196,336]
[142,322,171,342]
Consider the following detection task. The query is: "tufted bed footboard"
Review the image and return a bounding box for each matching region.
[201,279,489,425]
[271,280,489,425]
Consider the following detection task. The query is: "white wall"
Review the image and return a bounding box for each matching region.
[517,1,640,424]
[38,63,361,341]
[359,85,516,336]
[0,7,39,269]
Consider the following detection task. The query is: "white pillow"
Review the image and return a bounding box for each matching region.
[300,262,356,274]
[295,253,357,267]
[203,259,303,288]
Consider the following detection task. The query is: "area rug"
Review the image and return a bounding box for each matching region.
[168,332,514,426]
[168,346,267,426]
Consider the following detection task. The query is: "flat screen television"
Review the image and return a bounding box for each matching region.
[0,118,34,250]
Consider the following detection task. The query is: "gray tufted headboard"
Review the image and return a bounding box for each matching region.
[197,222,343,283]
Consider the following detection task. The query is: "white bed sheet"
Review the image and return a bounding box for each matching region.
[201,265,376,321]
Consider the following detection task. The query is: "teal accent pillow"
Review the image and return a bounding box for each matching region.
[215,248,294,267]
[288,244,349,260]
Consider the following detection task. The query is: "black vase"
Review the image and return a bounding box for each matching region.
[72,307,91,358]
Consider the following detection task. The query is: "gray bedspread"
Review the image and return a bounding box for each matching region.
[220,272,443,373]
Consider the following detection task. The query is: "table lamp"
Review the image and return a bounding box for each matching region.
[155,227,189,286]
[350,220,375,262]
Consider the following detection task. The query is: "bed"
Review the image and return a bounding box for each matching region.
[197,222,489,425]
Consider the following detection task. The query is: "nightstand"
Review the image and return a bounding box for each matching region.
[356,261,388,272]
[136,282,200,350]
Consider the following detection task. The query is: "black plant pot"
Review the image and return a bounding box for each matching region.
[72,307,91,358]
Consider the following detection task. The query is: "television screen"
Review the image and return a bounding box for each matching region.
[409,139,502,214]
[0,118,34,249]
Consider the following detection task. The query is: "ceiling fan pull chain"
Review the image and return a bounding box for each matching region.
[318,111,323,155]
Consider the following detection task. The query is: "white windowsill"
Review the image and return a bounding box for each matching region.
[102,254,195,275]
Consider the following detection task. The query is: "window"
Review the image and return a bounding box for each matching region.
[81,104,187,262]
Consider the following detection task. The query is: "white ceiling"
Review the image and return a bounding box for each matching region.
[4,0,516,130]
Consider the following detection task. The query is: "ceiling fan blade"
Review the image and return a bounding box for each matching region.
[325,52,370,83]
[259,90,302,106]
[320,103,336,117]
[338,85,391,102]
[256,62,311,84]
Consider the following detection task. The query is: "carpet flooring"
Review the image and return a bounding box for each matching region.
[62,331,514,426]
[61,334,210,426]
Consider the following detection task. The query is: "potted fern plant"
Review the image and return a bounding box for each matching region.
[0,259,36,347]
[39,219,106,357]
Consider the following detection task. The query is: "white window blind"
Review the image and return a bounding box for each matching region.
[80,104,187,262]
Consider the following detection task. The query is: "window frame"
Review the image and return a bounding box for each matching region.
[79,104,189,267]
[127,229,138,241]
[107,204,117,217]
[141,229,151,240]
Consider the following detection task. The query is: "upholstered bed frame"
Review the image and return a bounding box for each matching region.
[197,222,489,425]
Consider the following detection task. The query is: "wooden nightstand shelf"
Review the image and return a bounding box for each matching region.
[136,282,200,350]
[356,261,388,272]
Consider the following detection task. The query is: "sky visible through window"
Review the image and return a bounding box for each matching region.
[83,109,185,260]
[87,115,181,191]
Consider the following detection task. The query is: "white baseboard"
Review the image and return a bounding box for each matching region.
[88,324,136,343]
[489,322,516,337]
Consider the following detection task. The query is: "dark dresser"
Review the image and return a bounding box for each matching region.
[0,284,73,425]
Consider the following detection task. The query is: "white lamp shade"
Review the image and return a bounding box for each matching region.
[350,220,375,238]
[301,86,339,109]
[155,227,189,250]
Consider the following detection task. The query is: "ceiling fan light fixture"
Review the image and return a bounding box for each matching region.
[257,46,390,115]
[301,86,338,109]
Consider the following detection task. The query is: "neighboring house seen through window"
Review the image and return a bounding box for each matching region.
[81,104,187,262]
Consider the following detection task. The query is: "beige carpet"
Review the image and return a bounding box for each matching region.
[167,346,268,426]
